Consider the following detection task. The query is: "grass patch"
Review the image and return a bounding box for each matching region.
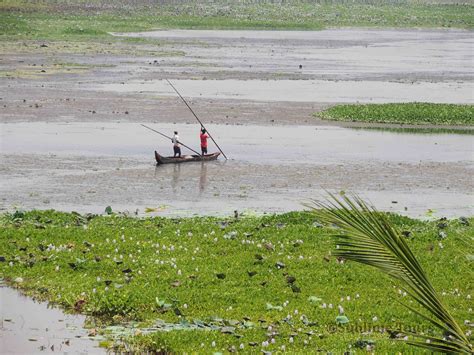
[0,2,473,43]
[0,210,472,352]
[318,103,474,126]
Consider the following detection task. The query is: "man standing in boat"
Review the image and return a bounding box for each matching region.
[200,128,209,155]
[172,131,181,158]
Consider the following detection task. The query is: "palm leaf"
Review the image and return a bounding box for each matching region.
[310,193,471,353]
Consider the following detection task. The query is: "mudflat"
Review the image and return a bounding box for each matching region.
[1,29,473,217]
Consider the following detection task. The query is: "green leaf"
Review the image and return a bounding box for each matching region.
[310,193,471,353]
[335,315,349,325]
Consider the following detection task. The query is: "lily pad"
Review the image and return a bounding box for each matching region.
[286,275,296,284]
[308,296,322,303]
[336,315,349,325]
[275,261,286,269]
[266,303,283,311]
[221,326,235,334]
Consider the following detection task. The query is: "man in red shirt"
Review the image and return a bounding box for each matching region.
[200,128,209,155]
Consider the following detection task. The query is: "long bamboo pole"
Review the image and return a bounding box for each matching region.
[141,124,202,157]
[166,79,228,160]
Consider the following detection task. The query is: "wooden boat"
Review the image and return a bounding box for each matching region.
[155,151,220,165]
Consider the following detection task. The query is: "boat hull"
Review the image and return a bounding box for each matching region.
[155,151,220,165]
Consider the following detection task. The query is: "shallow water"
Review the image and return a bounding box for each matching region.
[0,286,103,354]
[105,28,474,103]
[1,122,472,163]
[1,122,472,218]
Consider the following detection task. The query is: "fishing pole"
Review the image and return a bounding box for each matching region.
[141,124,202,157]
[166,79,228,160]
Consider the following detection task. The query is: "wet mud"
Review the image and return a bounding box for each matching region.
[1,122,472,218]
[0,28,473,218]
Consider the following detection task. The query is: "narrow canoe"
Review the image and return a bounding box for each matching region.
[155,151,220,165]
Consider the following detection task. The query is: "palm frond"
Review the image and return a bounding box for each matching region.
[310,193,471,353]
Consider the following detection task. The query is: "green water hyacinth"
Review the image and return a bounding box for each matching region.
[311,193,472,353]
[319,103,474,126]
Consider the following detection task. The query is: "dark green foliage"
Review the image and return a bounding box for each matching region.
[0,209,472,352]
[319,103,474,126]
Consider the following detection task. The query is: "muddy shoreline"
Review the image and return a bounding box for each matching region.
[1,28,473,218]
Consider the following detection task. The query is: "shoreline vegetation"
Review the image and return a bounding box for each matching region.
[0,209,472,352]
[1,1,473,42]
[318,103,474,126]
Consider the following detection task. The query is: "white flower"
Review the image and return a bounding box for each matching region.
[262,341,269,347]
[346,296,351,301]
[177,270,182,276]
[329,303,333,309]
[211,341,216,347]
[55,265,60,271]
[338,305,344,314]
[92,288,96,293]
[271,338,276,344]
[372,316,378,322]
[239,343,244,349]
[321,303,327,309]
[289,337,294,343]
[97,277,101,282]
[183,304,188,309]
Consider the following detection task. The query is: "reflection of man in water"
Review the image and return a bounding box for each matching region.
[172,131,181,157]
[199,161,207,193]
[172,163,180,192]
[200,128,209,155]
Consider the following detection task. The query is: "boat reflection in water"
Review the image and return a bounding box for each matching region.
[154,159,222,196]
